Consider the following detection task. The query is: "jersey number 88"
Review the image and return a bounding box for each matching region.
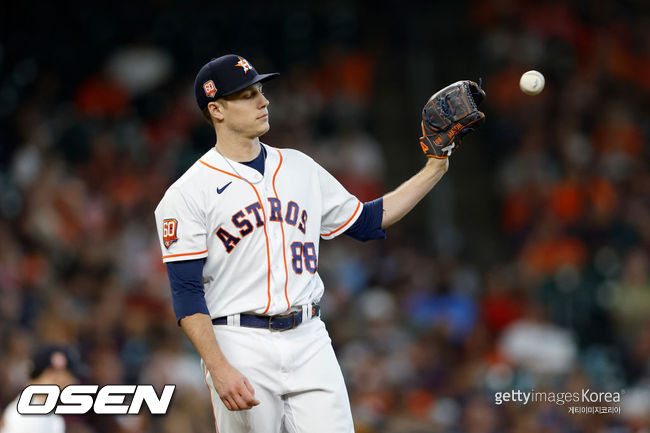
[290,242,317,274]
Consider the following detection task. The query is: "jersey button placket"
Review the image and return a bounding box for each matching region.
[262,185,280,312]
[270,233,285,311]
[264,175,285,313]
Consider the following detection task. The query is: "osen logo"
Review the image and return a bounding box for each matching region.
[17,384,175,415]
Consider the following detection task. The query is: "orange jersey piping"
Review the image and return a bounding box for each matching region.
[162,249,209,259]
[321,200,362,237]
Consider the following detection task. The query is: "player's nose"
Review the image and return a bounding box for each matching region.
[259,93,269,108]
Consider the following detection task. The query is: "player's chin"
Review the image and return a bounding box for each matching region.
[255,120,270,136]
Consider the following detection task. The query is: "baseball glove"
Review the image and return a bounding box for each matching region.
[419,80,486,159]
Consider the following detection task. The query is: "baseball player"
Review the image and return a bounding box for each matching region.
[0,345,80,433]
[154,54,484,432]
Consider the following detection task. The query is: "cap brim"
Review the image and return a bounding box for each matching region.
[222,73,280,98]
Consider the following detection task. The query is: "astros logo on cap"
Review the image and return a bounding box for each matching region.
[203,80,217,98]
[235,56,253,73]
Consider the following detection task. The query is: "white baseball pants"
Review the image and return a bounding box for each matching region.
[201,316,354,433]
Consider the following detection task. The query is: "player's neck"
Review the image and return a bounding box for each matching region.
[214,136,261,162]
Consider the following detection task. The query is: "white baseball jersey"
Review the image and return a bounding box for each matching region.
[154,143,362,318]
[1,397,65,433]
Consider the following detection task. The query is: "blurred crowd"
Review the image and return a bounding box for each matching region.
[0,1,649,432]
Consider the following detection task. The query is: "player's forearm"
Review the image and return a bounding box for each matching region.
[180,313,229,371]
[381,157,449,229]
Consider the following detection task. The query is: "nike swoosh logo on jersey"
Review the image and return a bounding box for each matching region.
[217,182,232,194]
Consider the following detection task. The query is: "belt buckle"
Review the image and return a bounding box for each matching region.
[269,312,296,332]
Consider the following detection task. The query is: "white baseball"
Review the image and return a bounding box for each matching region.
[519,70,545,95]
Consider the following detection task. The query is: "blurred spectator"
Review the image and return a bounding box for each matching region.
[498,306,577,375]
[1,345,81,433]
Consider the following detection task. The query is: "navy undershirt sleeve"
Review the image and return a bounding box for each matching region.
[166,258,209,324]
[344,198,387,242]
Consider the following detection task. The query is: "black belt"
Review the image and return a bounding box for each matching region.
[212,304,320,331]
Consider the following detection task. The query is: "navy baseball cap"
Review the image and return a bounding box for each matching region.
[194,54,279,110]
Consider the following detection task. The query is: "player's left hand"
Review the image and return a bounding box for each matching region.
[419,80,486,159]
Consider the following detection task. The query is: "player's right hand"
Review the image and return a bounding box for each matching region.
[210,363,260,411]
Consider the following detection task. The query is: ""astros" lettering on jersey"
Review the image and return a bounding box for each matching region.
[216,198,308,253]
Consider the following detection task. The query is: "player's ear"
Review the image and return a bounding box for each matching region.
[208,101,226,121]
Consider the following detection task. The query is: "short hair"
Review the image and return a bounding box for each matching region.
[202,106,213,125]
